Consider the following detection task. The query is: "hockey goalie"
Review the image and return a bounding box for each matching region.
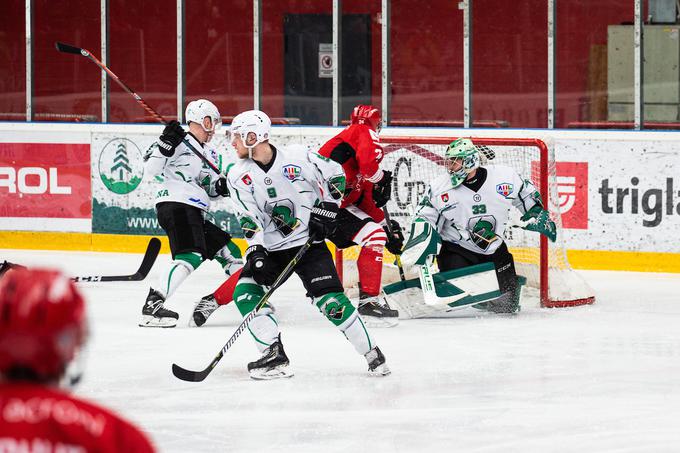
[384,138,557,319]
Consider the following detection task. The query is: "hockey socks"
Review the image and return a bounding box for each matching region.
[212,269,242,306]
[315,292,374,355]
[233,280,279,351]
[158,252,202,299]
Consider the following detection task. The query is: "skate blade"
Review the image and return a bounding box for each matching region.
[360,316,399,328]
[368,364,391,377]
[139,315,177,328]
[249,366,294,380]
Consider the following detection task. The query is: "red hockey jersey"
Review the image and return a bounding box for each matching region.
[318,124,385,222]
[0,383,156,452]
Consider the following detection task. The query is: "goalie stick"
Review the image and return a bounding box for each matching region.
[54,41,221,176]
[172,237,314,382]
[71,238,161,282]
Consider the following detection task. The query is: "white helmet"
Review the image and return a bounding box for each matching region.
[185,99,222,134]
[229,110,271,150]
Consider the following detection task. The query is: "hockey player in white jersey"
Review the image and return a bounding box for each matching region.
[140,99,243,327]
[225,110,389,379]
[395,138,557,316]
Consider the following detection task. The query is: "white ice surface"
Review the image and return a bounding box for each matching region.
[2,248,680,453]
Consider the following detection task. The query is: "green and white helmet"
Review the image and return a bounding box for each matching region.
[445,138,481,187]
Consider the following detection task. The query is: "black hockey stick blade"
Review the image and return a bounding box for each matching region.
[55,41,87,56]
[172,361,215,383]
[71,237,161,282]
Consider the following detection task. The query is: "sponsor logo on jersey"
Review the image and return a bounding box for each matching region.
[441,193,449,203]
[282,165,302,181]
[473,193,482,202]
[241,174,252,185]
[264,177,272,185]
[496,183,513,198]
[99,138,144,195]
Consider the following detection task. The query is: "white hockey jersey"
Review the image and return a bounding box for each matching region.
[226,145,345,251]
[414,165,541,255]
[145,133,223,211]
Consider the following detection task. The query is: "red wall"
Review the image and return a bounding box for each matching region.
[0,0,640,128]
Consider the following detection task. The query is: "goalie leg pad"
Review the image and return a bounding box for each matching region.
[314,292,373,355]
[233,280,279,351]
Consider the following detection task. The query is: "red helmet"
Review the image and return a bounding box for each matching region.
[350,105,381,131]
[0,268,88,382]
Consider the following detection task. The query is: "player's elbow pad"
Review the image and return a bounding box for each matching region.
[401,220,441,267]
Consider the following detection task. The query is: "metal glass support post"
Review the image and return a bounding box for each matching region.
[547,0,555,129]
[177,0,184,122]
[462,0,472,128]
[253,0,261,110]
[634,0,643,130]
[333,0,342,126]
[101,0,108,122]
[25,0,32,121]
[381,0,390,125]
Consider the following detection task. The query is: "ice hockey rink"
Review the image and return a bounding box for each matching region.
[2,247,679,453]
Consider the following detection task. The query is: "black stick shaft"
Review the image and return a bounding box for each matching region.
[382,207,406,282]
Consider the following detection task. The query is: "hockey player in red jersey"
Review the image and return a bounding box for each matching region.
[189,105,403,327]
[317,105,403,326]
[0,268,156,452]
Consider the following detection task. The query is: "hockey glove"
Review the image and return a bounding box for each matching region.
[244,245,278,286]
[520,207,557,242]
[372,170,393,208]
[308,202,338,241]
[383,219,404,255]
[214,176,229,197]
[158,120,186,157]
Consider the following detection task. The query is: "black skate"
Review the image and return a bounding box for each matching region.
[189,294,219,327]
[247,334,294,380]
[139,288,178,328]
[365,346,390,376]
[358,291,399,328]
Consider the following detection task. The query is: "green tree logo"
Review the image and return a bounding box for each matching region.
[99,138,144,194]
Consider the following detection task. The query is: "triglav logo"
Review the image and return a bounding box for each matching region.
[99,138,144,195]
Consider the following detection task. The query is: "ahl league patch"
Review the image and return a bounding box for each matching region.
[496,183,513,197]
[241,174,252,186]
[282,165,302,181]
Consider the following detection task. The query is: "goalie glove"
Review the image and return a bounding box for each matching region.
[401,219,442,267]
[520,206,557,242]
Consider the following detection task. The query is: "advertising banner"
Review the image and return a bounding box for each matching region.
[0,142,91,232]
[90,133,241,237]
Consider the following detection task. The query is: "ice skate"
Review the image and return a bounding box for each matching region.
[357,291,399,328]
[139,288,178,328]
[189,294,219,327]
[247,334,294,380]
[365,346,390,376]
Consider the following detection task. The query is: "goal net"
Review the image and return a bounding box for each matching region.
[335,136,595,308]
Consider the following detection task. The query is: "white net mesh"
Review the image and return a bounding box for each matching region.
[338,136,595,308]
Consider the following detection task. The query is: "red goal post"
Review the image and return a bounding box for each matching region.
[335,135,595,309]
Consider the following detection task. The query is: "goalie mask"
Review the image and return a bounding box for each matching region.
[0,268,89,386]
[445,138,481,188]
[185,99,222,140]
[228,110,272,158]
[350,105,381,132]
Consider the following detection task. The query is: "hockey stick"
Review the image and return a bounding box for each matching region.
[71,238,161,282]
[171,237,314,382]
[54,41,221,176]
[382,207,406,281]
